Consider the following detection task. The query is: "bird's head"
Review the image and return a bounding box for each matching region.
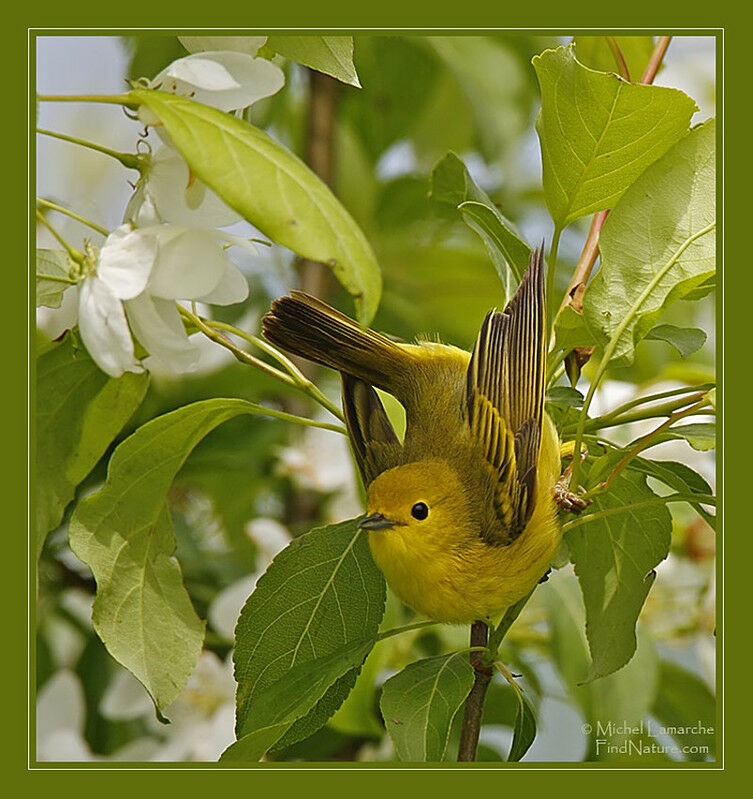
[358,460,474,553]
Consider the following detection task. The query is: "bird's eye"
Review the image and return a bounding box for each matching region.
[411,502,429,521]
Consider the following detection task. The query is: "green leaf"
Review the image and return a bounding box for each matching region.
[69,397,301,712]
[565,466,672,680]
[544,577,660,761]
[430,152,531,285]
[233,518,386,749]
[660,422,716,451]
[626,457,715,528]
[459,201,530,285]
[380,652,474,761]
[36,334,148,553]
[508,686,537,762]
[132,89,381,323]
[646,324,707,358]
[553,305,598,352]
[533,44,696,227]
[546,385,584,408]
[36,249,74,308]
[221,638,376,761]
[574,36,656,82]
[583,120,715,366]
[267,36,361,87]
[652,660,716,760]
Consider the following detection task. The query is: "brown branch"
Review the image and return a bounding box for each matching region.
[457,620,493,761]
[299,69,342,301]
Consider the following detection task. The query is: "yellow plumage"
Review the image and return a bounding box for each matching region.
[263,248,562,623]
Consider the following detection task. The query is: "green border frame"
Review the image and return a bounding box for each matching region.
[21,15,733,782]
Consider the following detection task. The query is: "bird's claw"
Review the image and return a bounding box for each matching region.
[553,478,591,515]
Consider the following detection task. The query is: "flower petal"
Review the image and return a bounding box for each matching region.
[147,228,232,300]
[196,262,249,305]
[124,293,199,372]
[152,52,284,112]
[97,225,158,300]
[78,277,143,377]
[143,146,241,228]
[163,56,242,91]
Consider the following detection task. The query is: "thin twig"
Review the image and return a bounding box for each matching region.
[641,36,672,85]
[35,210,84,263]
[607,37,631,81]
[36,197,109,236]
[595,398,711,492]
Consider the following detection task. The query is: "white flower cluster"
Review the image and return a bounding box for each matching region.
[68,37,285,377]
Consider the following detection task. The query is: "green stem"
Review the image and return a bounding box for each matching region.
[569,222,716,489]
[565,389,713,434]
[35,210,84,264]
[484,590,535,664]
[546,226,562,330]
[37,93,134,106]
[242,404,346,435]
[37,273,77,285]
[36,197,109,236]
[598,399,710,491]
[578,383,714,430]
[376,620,438,641]
[178,306,298,386]
[561,493,716,533]
[205,318,345,422]
[546,349,568,387]
[36,128,142,170]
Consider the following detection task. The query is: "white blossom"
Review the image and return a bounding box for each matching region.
[125,145,241,229]
[147,50,284,114]
[77,224,248,377]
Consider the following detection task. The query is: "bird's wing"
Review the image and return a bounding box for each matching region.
[466,247,546,545]
[342,374,403,485]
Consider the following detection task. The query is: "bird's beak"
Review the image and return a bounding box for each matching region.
[358,512,398,530]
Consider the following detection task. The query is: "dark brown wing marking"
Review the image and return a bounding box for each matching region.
[342,374,402,485]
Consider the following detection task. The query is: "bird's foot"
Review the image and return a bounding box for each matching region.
[553,479,591,514]
[554,440,591,514]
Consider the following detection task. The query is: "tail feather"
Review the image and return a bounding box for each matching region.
[262,291,411,391]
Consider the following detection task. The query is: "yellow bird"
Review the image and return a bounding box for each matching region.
[263,247,567,624]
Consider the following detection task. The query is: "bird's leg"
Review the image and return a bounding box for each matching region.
[554,441,591,514]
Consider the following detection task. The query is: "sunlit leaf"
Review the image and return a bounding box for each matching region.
[233,518,385,750]
[574,36,656,82]
[380,652,474,761]
[36,334,148,553]
[267,36,361,87]
[132,89,381,323]
[533,44,696,227]
[583,120,715,365]
[69,397,304,712]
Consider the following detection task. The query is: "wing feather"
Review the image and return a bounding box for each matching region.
[466,247,546,544]
[342,374,402,485]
